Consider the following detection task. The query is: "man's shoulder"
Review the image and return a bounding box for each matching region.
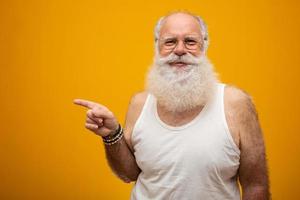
[124,90,149,128]
[130,91,148,106]
[224,84,253,108]
[123,91,149,151]
[223,84,257,149]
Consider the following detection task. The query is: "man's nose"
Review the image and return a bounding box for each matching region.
[173,41,187,56]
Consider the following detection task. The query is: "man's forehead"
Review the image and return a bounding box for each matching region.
[159,13,201,37]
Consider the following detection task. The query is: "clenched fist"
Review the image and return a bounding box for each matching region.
[73,99,119,137]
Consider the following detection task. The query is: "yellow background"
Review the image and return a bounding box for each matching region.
[0,0,299,199]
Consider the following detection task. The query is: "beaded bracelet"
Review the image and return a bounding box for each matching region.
[102,124,123,145]
[103,133,124,146]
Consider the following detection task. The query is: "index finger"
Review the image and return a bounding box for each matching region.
[73,99,97,109]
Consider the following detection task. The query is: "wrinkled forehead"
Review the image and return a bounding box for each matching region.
[159,13,202,38]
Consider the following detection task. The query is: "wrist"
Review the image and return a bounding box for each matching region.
[102,124,123,145]
[111,124,122,136]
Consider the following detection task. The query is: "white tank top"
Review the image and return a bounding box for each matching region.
[130,83,241,200]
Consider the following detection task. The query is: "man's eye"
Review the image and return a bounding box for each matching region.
[164,40,176,46]
[185,39,197,45]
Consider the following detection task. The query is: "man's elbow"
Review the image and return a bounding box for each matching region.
[242,185,271,200]
[117,171,140,183]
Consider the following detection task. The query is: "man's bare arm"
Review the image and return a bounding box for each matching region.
[104,92,148,182]
[104,93,146,183]
[229,88,270,200]
[104,136,140,183]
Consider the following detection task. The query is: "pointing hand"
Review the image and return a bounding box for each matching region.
[73,99,119,137]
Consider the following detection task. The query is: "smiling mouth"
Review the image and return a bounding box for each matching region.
[169,61,188,67]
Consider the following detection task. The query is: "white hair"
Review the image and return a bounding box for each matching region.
[154,12,209,52]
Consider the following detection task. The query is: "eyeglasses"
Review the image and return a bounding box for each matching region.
[158,36,203,52]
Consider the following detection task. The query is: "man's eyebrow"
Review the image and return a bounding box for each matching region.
[161,35,200,39]
[185,35,200,38]
[160,36,177,40]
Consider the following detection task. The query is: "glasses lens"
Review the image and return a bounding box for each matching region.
[160,38,177,51]
[159,37,202,51]
[184,37,201,50]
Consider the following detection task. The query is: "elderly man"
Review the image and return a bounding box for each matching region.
[74,12,270,200]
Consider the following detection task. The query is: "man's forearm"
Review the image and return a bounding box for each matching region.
[242,186,271,200]
[104,137,141,183]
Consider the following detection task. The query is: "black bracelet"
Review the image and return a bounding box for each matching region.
[102,124,123,145]
[103,132,123,145]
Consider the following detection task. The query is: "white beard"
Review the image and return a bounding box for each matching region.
[146,52,219,113]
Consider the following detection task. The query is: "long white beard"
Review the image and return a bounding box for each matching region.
[146,53,219,113]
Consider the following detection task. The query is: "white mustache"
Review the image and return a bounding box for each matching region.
[155,53,202,66]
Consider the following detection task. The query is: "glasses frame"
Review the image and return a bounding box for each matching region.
[158,35,203,52]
